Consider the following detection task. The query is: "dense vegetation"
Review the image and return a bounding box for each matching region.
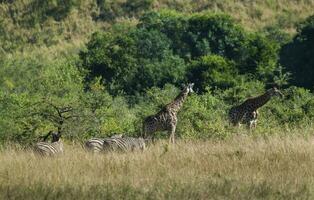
[1,1,314,199]
[0,0,314,144]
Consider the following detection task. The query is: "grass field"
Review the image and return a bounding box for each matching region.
[1,135,314,200]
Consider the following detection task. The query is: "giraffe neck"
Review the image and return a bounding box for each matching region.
[249,91,272,110]
[167,89,189,113]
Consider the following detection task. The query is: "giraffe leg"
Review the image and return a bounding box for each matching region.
[169,124,176,144]
[168,133,172,144]
[248,120,253,129]
[151,135,156,144]
[248,119,258,130]
[249,111,258,129]
[172,125,176,143]
[168,129,173,144]
[253,119,257,128]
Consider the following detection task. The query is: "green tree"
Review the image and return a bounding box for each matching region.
[139,11,279,81]
[80,31,138,94]
[186,55,237,92]
[280,15,314,90]
[80,27,186,95]
[82,11,280,94]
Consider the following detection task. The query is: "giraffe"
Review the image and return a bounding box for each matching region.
[142,83,194,143]
[228,87,283,129]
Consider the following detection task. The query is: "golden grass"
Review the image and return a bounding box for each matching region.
[154,0,314,33]
[1,135,314,199]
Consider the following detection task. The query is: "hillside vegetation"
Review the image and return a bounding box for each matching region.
[1,0,314,54]
[0,0,314,143]
[1,1,314,199]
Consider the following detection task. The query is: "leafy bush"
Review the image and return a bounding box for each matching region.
[263,26,291,45]
[0,5,314,144]
[186,55,238,92]
[177,92,230,139]
[80,28,186,95]
[81,11,280,95]
[140,11,279,78]
[263,87,314,124]
[280,15,314,90]
[80,31,138,94]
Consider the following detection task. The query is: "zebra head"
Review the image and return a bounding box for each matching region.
[51,131,61,143]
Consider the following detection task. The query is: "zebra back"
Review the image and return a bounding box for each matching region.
[103,137,146,152]
[34,140,63,156]
[85,134,124,152]
[85,138,104,153]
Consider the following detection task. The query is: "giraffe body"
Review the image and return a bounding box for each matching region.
[143,83,194,143]
[229,87,282,129]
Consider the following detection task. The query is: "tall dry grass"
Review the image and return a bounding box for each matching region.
[154,0,314,33]
[1,135,314,199]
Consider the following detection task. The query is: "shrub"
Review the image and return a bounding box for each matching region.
[82,11,280,94]
[80,28,186,95]
[280,15,314,90]
[186,55,238,92]
[262,87,314,125]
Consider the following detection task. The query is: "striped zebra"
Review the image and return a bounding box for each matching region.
[84,134,123,153]
[34,131,63,156]
[103,137,147,152]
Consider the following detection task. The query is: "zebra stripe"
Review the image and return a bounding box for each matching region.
[103,137,146,152]
[34,140,63,156]
[85,134,124,152]
[34,131,63,156]
[85,138,104,153]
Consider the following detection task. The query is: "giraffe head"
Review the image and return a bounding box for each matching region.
[183,83,194,93]
[268,87,284,98]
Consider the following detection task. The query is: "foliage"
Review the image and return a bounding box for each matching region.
[264,87,314,124]
[263,26,291,45]
[81,11,280,95]
[0,55,84,143]
[280,15,314,90]
[80,27,186,95]
[186,55,238,92]
[0,1,313,144]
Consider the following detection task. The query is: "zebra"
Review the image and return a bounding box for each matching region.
[34,131,63,156]
[103,136,149,152]
[84,134,124,153]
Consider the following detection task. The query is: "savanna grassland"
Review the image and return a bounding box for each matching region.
[1,0,314,199]
[2,136,314,200]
